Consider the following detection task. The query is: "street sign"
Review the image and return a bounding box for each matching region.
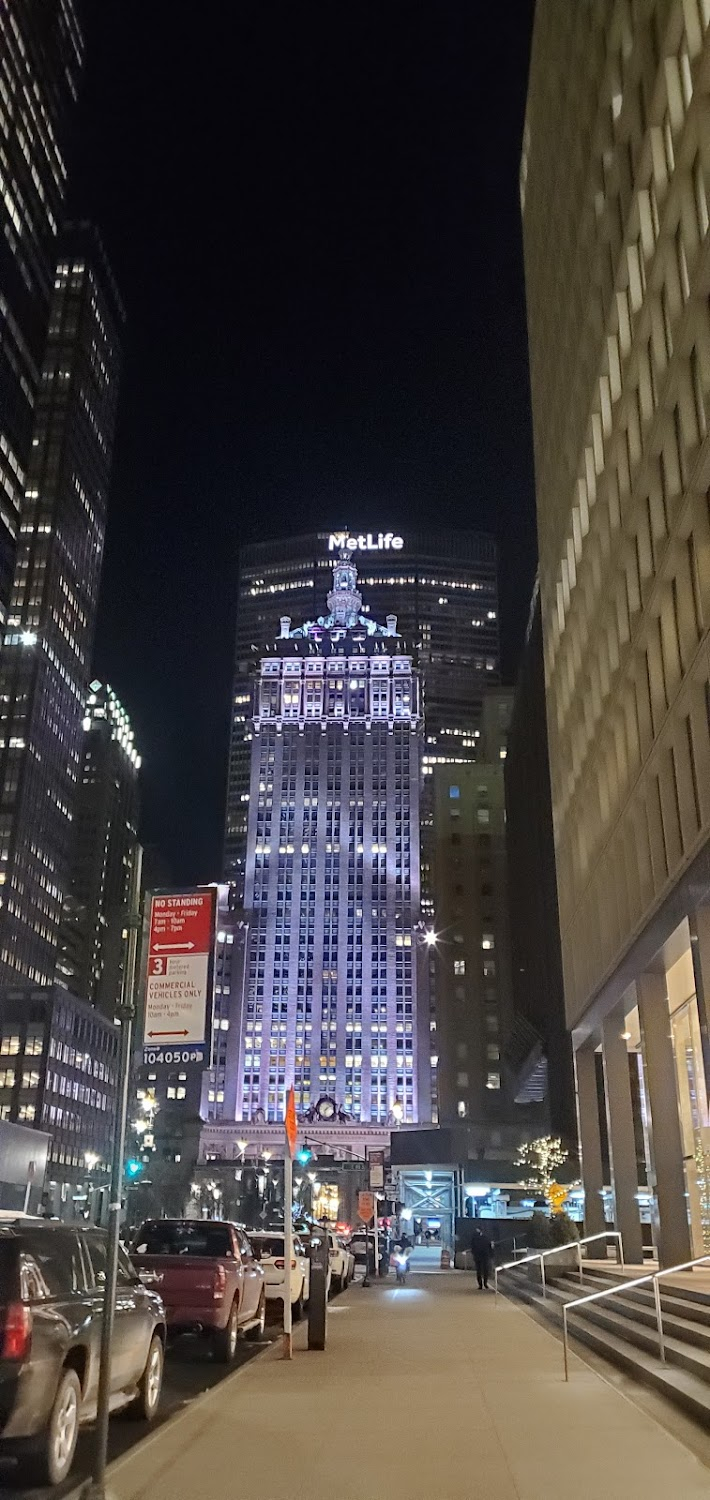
[285,1086,298,1158]
[358,1190,375,1223]
[368,1149,385,1189]
[143,889,217,1063]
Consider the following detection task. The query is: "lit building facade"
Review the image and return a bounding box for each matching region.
[225,528,499,1121]
[233,555,427,1125]
[524,0,710,1264]
[0,983,120,1215]
[224,529,499,893]
[57,681,141,1015]
[0,225,124,985]
[0,1,84,617]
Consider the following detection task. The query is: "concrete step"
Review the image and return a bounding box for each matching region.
[500,1263,710,1429]
[566,1313,710,1428]
[572,1296,710,1377]
[553,1267,710,1330]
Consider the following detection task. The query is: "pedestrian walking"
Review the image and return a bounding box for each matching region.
[471,1226,493,1289]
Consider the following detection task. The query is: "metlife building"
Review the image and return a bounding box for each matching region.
[224,528,500,897]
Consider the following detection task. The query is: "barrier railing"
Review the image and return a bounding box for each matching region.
[562,1251,710,1380]
[494,1231,624,1305]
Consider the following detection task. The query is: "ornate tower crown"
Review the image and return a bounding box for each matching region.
[326,550,363,627]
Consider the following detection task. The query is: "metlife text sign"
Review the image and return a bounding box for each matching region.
[142,889,216,1065]
[328,531,403,552]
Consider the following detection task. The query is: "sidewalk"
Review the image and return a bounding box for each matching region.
[90,1273,710,1500]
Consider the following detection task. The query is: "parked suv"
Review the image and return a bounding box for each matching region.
[0,1217,166,1488]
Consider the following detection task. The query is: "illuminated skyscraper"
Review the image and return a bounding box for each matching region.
[225,528,499,1120]
[0,225,124,985]
[232,554,428,1125]
[224,529,499,893]
[0,1,84,616]
[57,681,141,1014]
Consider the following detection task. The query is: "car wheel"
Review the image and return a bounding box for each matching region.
[245,1289,266,1341]
[130,1333,164,1421]
[213,1300,239,1363]
[292,1284,304,1323]
[331,1272,342,1294]
[23,1366,82,1488]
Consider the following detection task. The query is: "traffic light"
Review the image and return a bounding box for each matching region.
[125,1159,144,1180]
[296,1146,313,1165]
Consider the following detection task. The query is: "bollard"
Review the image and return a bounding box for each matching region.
[307,1230,328,1350]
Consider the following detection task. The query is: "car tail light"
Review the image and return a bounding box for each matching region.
[212,1264,227,1302]
[2,1303,32,1361]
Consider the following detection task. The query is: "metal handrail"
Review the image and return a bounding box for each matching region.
[494,1231,624,1304]
[562,1251,710,1380]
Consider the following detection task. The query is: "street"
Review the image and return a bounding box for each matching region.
[24,1269,710,1500]
[0,1331,277,1499]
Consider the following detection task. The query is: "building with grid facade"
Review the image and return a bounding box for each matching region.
[231,554,428,1126]
[0,224,123,986]
[224,529,499,894]
[524,0,710,1265]
[0,984,120,1215]
[0,0,84,618]
[224,528,498,1121]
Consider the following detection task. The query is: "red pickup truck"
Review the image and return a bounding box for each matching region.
[131,1220,265,1363]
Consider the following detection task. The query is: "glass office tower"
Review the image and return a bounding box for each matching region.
[0,1,84,616]
[0,225,124,985]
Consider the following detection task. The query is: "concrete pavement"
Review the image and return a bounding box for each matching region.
[83,1272,710,1500]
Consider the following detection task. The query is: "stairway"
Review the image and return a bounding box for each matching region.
[500,1260,710,1425]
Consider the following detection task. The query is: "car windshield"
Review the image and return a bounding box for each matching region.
[250,1236,285,1257]
[133,1223,233,1258]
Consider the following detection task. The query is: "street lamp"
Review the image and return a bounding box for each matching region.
[424,928,438,947]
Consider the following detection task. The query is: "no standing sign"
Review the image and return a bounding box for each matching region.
[143,889,217,1064]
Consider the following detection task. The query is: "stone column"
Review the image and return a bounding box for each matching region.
[601,1012,644,1264]
[574,1045,606,1236]
[689,904,710,1099]
[637,970,692,1268]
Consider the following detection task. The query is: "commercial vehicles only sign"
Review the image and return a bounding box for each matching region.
[143,889,217,1064]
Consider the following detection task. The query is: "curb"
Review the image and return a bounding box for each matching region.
[65,1335,282,1500]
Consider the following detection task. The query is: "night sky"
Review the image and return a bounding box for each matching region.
[67,2,537,886]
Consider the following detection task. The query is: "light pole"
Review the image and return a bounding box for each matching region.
[81,847,142,1500]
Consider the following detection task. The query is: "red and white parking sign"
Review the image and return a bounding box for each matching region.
[143,889,217,1062]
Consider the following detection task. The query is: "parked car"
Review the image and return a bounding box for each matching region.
[131,1219,265,1361]
[0,1218,166,1488]
[246,1231,310,1320]
[325,1229,351,1292]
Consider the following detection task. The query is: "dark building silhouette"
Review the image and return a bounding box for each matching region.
[0,1,84,615]
[57,682,140,1014]
[504,588,575,1147]
[0,225,124,985]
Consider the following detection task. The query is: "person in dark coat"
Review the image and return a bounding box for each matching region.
[471,1226,493,1289]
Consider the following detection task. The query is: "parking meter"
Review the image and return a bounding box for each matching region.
[308,1230,328,1350]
